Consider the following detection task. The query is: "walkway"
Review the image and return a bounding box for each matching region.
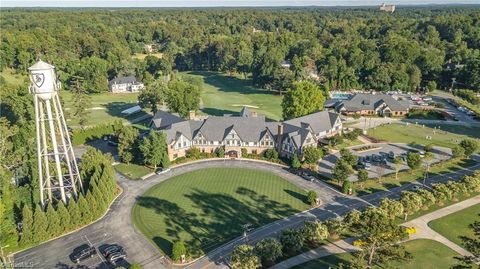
[402,194,480,257]
[269,195,480,269]
[270,238,359,269]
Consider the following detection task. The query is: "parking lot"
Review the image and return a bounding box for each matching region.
[318,143,452,181]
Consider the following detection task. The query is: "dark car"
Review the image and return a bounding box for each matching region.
[71,244,97,264]
[108,250,127,265]
[388,151,395,159]
[365,155,372,163]
[102,244,125,258]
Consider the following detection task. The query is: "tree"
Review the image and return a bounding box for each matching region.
[452,145,465,158]
[325,218,347,240]
[140,131,168,170]
[291,153,301,169]
[426,81,437,92]
[280,229,305,254]
[129,264,142,269]
[460,139,479,158]
[306,190,318,206]
[357,169,369,188]
[45,203,61,238]
[166,79,200,118]
[20,205,34,244]
[432,183,454,204]
[70,76,91,129]
[302,220,329,245]
[216,146,225,158]
[230,245,261,269]
[282,81,325,120]
[452,214,480,268]
[340,148,358,166]
[138,80,166,114]
[33,204,48,242]
[393,156,404,180]
[379,198,404,220]
[254,238,282,265]
[417,189,436,209]
[67,199,81,229]
[401,191,423,220]
[56,201,71,233]
[171,241,187,261]
[117,126,139,163]
[303,146,323,164]
[349,207,411,267]
[333,159,354,183]
[77,194,91,225]
[406,152,421,171]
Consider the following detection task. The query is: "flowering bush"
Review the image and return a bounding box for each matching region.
[353,239,364,247]
[405,227,417,235]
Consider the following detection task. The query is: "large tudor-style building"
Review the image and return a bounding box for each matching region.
[150,107,342,160]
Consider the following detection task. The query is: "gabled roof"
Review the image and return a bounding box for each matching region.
[340,93,407,112]
[198,116,270,142]
[150,110,185,129]
[284,111,339,134]
[109,76,141,85]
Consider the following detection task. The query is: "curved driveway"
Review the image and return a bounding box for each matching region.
[13,159,342,269]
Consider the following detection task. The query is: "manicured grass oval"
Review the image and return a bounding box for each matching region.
[132,167,309,258]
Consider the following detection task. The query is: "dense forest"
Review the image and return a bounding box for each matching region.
[1,6,480,93]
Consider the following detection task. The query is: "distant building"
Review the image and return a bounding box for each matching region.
[150,107,342,160]
[379,3,396,13]
[335,93,408,117]
[109,76,145,93]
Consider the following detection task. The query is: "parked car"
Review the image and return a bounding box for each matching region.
[365,155,372,163]
[102,244,124,258]
[388,151,395,159]
[71,245,97,264]
[108,251,127,265]
[364,163,372,170]
[156,168,171,175]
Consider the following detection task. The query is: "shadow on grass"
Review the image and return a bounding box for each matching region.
[290,253,352,269]
[284,189,308,204]
[135,186,301,257]
[188,71,278,96]
[105,101,148,124]
[201,107,238,117]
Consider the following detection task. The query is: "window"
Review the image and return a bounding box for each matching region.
[173,154,178,158]
[231,134,235,139]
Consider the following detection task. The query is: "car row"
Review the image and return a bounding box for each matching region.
[70,243,127,266]
[356,151,396,170]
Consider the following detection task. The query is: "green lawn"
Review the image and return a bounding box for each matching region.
[429,203,480,247]
[368,123,480,148]
[132,167,309,258]
[181,71,283,120]
[115,163,153,180]
[292,239,459,269]
[60,90,150,128]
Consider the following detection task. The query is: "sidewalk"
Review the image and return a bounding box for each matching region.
[270,238,360,269]
[402,194,480,257]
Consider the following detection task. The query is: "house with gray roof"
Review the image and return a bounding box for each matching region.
[335,93,409,117]
[109,76,145,93]
[150,106,342,160]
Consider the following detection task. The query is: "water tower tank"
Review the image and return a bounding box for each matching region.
[28,60,57,100]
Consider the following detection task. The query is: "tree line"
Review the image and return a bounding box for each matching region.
[1,7,479,95]
[229,171,480,269]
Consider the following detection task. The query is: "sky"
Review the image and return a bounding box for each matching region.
[2,0,480,7]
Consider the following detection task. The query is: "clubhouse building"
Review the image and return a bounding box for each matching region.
[150,107,342,160]
[334,93,409,117]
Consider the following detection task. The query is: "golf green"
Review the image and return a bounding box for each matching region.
[132,167,309,257]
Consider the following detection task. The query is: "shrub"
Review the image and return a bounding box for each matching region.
[185,147,201,159]
[343,128,362,140]
[342,180,354,194]
[303,146,323,164]
[215,146,225,158]
[460,139,479,157]
[306,190,318,206]
[452,145,465,158]
[241,148,248,156]
[264,148,279,160]
[405,227,417,235]
[171,241,187,262]
[280,229,305,254]
[291,154,301,169]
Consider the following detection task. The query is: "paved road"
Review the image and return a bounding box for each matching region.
[187,156,480,269]
[12,159,340,269]
[13,157,480,269]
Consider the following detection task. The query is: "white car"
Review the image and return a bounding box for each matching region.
[156,168,171,175]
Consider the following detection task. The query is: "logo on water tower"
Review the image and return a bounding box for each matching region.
[32,73,45,88]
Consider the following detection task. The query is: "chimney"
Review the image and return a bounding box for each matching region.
[276,123,284,152]
[189,110,196,120]
[251,111,258,117]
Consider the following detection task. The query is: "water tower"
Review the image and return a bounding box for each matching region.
[28,60,83,207]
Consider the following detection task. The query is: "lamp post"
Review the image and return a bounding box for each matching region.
[28,60,83,207]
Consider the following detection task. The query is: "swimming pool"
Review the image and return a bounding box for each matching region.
[331,92,353,100]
